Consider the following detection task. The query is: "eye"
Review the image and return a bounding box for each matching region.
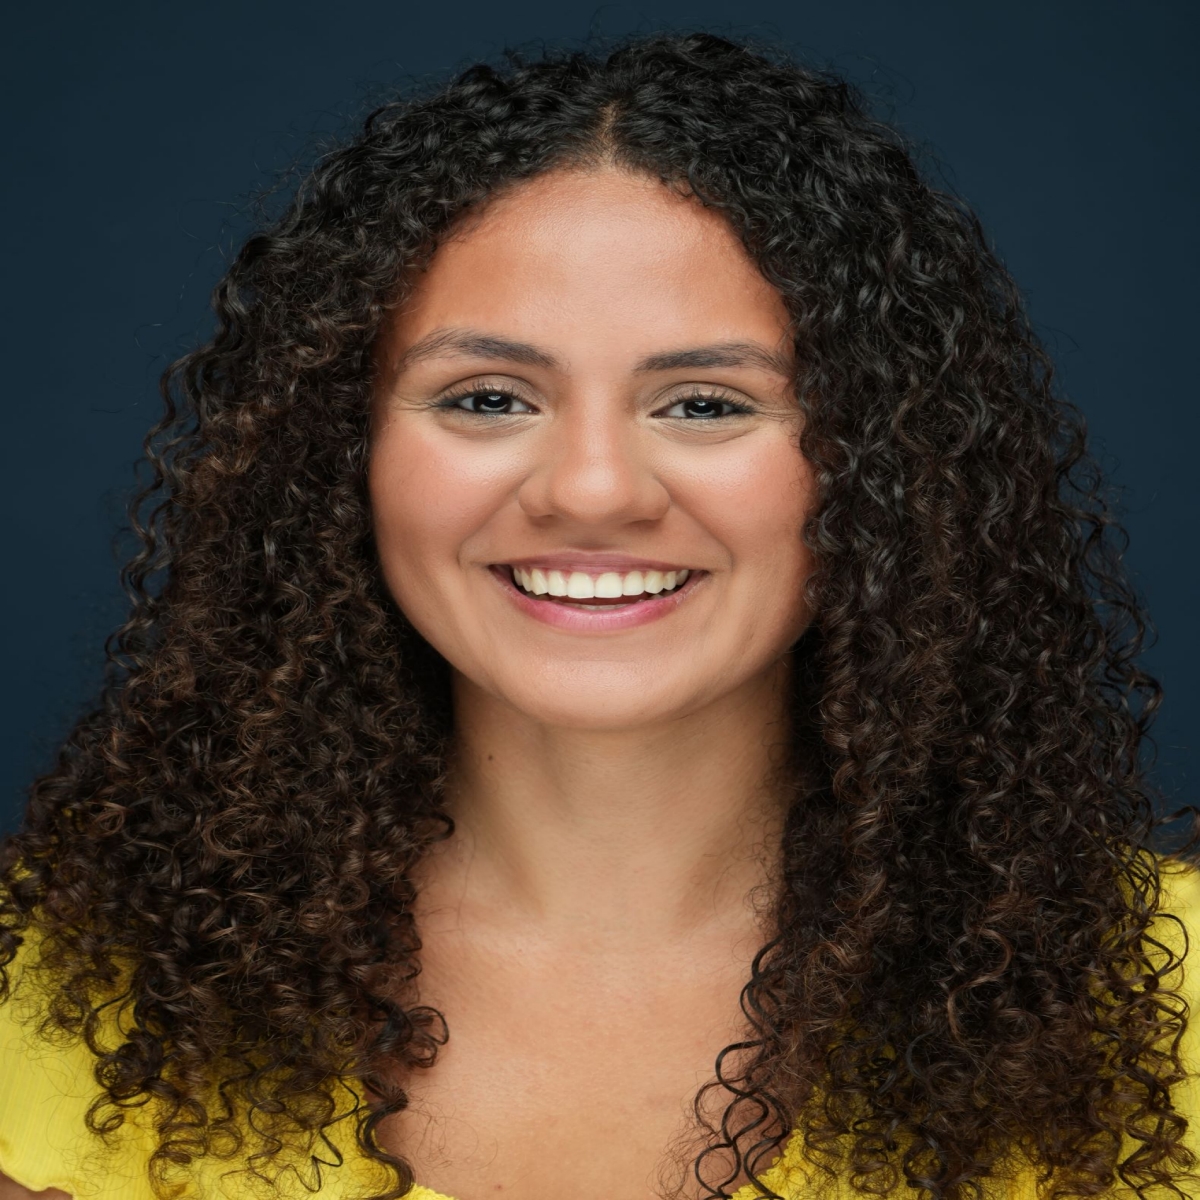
[656,393,756,420]
[435,386,535,416]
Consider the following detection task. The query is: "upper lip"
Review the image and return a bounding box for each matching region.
[495,553,701,573]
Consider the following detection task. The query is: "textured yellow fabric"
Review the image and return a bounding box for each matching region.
[1,859,1198,1199]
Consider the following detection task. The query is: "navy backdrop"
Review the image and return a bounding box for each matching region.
[3,1,1196,833]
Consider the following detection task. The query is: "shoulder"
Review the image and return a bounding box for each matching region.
[1157,852,1200,918]
[758,855,1200,1200]
[1149,854,1200,996]
[1158,856,1200,1066]
[0,927,157,1199]
[0,926,401,1198]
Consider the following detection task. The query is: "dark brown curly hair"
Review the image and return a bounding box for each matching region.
[2,29,1196,1200]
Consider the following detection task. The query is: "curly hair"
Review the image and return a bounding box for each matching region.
[2,29,1196,1200]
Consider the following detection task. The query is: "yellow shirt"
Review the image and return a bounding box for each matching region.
[2,859,1198,1199]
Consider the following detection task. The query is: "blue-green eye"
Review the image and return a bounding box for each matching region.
[435,388,535,415]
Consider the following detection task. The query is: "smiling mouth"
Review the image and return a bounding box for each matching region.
[502,564,695,608]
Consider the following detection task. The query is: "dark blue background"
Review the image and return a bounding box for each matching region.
[3,1,1196,833]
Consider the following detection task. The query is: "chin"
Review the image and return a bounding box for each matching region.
[492,678,696,733]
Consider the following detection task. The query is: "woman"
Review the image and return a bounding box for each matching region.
[0,30,1195,1200]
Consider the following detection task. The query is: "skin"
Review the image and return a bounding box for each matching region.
[0,164,817,1200]
[369,166,817,1200]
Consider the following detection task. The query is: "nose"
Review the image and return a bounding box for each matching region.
[515,396,671,527]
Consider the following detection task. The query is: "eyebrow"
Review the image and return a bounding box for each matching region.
[398,327,794,379]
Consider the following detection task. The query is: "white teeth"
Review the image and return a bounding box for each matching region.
[594,572,623,598]
[508,565,694,600]
[566,572,596,599]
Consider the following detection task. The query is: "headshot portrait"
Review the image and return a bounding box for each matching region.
[1,6,1197,1200]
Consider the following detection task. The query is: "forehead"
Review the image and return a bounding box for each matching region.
[382,167,792,368]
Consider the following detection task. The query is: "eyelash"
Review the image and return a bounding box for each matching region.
[431,385,756,420]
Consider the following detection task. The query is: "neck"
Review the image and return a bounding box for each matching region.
[413,655,795,947]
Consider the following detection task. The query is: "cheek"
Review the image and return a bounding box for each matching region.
[368,421,508,601]
[684,434,813,564]
[678,434,816,636]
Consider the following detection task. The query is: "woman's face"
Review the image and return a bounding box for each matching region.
[370,166,816,730]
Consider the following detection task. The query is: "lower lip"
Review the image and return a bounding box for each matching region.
[488,566,707,632]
